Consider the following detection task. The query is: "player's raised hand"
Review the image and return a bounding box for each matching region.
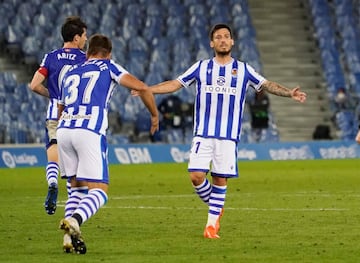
[291,86,307,103]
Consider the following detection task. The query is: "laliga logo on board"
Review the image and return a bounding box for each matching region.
[1,150,38,168]
[2,151,16,168]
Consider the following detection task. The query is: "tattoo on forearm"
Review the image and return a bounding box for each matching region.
[262,81,291,97]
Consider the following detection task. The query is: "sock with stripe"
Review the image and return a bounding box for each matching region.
[206,184,227,227]
[46,162,59,186]
[64,186,88,219]
[72,188,108,225]
[66,178,72,198]
[194,178,212,204]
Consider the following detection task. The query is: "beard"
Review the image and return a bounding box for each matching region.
[215,46,232,56]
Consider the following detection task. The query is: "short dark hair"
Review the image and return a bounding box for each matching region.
[61,16,87,42]
[209,23,233,40]
[87,34,112,57]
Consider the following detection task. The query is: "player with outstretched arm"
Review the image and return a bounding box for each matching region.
[135,23,307,239]
[57,34,159,253]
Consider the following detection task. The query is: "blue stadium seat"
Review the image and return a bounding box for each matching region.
[0,2,16,36]
[0,91,5,104]
[111,37,127,63]
[176,87,195,104]
[39,2,58,23]
[166,15,187,38]
[102,3,120,20]
[0,0,270,143]
[335,110,356,141]
[128,36,148,53]
[127,54,147,80]
[58,3,78,19]
[5,23,25,45]
[122,95,144,123]
[135,112,151,134]
[209,5,230,25]
[165,128,184,144]
[145,71,164,86]
[259,127,280,143]
[151,37,171,54]
[3,72,17,93]
[22,36,41,57]
[143,16,163,44]
[146,3,164,17]
[148,50,170,78]
[122,4,144,39]
[107,134,130,145]
[99,15,117,36]
[309,0,330,17]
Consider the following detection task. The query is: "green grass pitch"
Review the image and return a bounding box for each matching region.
[0,159,359,263]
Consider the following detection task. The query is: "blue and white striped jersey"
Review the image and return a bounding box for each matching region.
[58,59,128,135]
[177,58,266,142]
[38,48,86,120]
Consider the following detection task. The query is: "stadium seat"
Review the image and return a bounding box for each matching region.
[144,71,164,86]
[107,133,130,145]
[143,16,163,44]
[0,0,271,144]
[146,3,164,17]
[128,36,149,53]
[335,110,356,141]
[127,54,147,80]
[111,37,127,63]
[165,128,184,144]
[2,72,17,93]
[22,35,41,57]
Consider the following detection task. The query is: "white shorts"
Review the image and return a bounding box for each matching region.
[57,128,109,183]
[188,136,238,178]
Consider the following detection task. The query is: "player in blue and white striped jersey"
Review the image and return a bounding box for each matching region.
[29,16,88,215]
[57,34,159,253]
[147,23,307,238]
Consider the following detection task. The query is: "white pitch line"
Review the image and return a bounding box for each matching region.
[56,204,348,211]
[111,194,195,200]
[106,206,348,211]
[55,193,354,211]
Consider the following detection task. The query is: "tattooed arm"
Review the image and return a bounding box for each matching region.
[261,80,307,103]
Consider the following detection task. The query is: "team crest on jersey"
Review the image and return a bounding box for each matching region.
[217,76,226,86]
[231,68,237,76]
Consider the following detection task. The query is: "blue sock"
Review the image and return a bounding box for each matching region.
[194,178,212,204]
[64,186,88,219]
[207,184,227,226]
[73,188,108,224]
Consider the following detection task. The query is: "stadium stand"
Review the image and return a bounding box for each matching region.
[0,0,358,144]
[307,0,359,140]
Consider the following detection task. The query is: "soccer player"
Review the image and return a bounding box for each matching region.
[57,34,159,253]
[146,23,307,238]
[29,16,88,215]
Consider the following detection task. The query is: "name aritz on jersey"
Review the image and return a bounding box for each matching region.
[203,85,237,95]
[57,53,77,60]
